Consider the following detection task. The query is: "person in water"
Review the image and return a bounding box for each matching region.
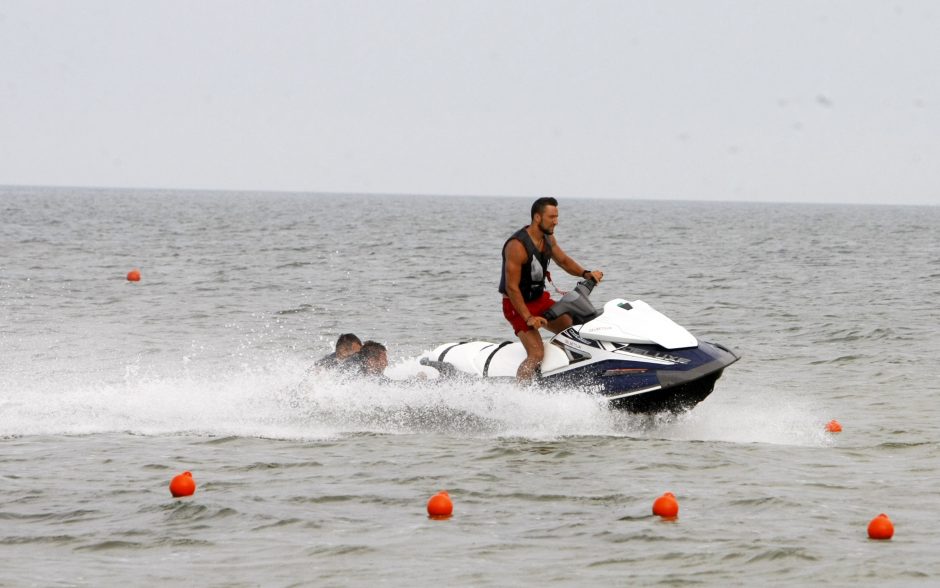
[314,333,362,370]
[352,340,389,379]
[499,197,604,381]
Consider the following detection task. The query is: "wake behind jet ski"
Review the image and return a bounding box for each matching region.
[419,278,739,414]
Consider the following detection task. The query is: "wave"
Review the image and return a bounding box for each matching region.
[0,356,829,446]
[0,357,610,440]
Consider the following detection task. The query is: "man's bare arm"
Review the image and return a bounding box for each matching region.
[550,237,603,282]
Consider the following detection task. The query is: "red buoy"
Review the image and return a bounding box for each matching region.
[127,269,141,282]
[169,471,196,497]
[427,490,453,519]
[652,492,679,518]
[825,419,842,433]
[867,513,894,540]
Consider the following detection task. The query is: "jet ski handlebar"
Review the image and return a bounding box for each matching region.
[542,278,601,324]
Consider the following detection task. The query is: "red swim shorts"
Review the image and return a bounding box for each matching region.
[502,291,556,335]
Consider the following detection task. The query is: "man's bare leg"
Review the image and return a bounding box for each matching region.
[516,328,544,381]
[516,315,574,381]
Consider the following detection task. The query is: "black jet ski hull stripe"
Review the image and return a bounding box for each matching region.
[483,341,513,377]
[438,342,467,363]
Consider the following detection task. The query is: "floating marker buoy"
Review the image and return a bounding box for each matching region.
[169,471,196,497]
[825,419,842,433]
[427,490,453,519]
[652,492,679,518]
[867,513,894,540]
[127,269,141,282]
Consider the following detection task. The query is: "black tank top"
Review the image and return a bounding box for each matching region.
[498,226,552,302]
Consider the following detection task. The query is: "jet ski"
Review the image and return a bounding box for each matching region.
[419,279,739,414]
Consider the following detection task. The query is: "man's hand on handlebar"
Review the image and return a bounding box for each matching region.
[583,270,604,283]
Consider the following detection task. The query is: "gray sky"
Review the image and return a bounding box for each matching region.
[1,0,937,205]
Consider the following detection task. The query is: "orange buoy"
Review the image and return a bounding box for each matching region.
[652,492,679,518]
[867,513,894,540]
[169,471,196,497]
[427,490,453,519]
[825,419,842,433]
[127,269,141,282]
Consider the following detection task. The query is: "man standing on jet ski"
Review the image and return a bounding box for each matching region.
[499,197,603,381]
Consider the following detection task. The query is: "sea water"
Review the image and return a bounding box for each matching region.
[1,186,938,586]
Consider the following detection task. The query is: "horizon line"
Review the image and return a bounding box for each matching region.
[0,182,934,208]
